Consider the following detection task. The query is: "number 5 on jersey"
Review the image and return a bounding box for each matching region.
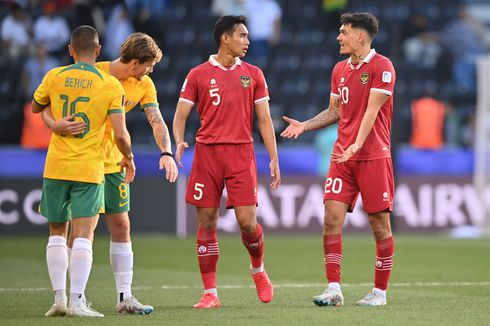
[194,183,204,200]
[209,88,220,106]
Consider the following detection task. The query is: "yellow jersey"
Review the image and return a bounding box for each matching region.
[95,61,159,174]
[34,62,125,184]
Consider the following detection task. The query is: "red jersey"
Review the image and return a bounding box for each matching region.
[179,55,269,144]
[330,49,396,160]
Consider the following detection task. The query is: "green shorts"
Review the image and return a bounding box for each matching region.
[104,172,130,214]
[40,178,104,223]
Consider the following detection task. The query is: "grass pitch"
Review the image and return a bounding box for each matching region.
[0,234,489,325]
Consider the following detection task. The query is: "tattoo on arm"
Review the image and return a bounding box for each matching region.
[145,106,171,152]
[304,98,340,131]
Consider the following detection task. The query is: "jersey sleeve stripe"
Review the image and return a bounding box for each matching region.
[33,98,49,108]
[140,103,159,111]
[371,88,392,96]
[254,96,270,104]
[178,98,195,105]
[108,108,124,114]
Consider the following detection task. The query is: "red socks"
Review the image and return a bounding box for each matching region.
[323,234,342,283]
[241,224,264,268]
[196,227,219,290]
[374,236,394,290]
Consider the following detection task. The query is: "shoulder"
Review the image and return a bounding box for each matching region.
[95,61,110,73]
[241,61,264,77]
[140,74,156,88]
[372,53,394,67]
[105,74,124,91]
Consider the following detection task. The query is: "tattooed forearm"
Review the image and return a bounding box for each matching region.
[304,98,340,131]
[145,106,171,152]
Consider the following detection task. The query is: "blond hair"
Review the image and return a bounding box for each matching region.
[120,33,162,64]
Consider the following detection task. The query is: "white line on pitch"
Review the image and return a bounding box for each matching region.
[1,281,490,292]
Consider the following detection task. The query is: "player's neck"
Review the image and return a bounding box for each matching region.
[73,55,95,66]
[350,47,371,64]
[214,52,238,67]
[110,58,131,81]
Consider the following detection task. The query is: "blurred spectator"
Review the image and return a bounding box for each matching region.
[321,0,347,31]
[440,6,490,93]
[103,4,134,60]
[246,0,281,68]
[409,96,445,149]
[401,11,441,69]
[21,42,59,99]
[211,0,247,17]
[0,3,32,59]
[33,1,70,58]
[20,42,59,149]
[315,124,337,176]
[125,0,168,45]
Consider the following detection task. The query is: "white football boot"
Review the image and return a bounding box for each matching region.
[356,290,387,306]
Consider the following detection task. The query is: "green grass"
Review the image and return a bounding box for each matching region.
[1,234,489,325]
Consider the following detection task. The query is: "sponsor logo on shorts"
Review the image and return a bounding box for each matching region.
[382,192,389,201]
[119,202,129,207]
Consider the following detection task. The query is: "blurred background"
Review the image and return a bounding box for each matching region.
[1,0,490,237]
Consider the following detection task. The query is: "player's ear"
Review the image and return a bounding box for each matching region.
[95,44,102,56]
[68,44,74,57]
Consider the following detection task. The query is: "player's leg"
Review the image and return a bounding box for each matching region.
[66,182,104,317]
[40,179,71,317]
[193,207,221,308]
[185,143,224,308]
[313,200,349,307]
[235,205,273,304]
[104,172,153,315]
[356,210,393,306]
[355,158,394,306]
[314,161,358,307]
[225,143,272,303]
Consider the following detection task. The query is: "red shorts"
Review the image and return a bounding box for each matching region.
[324,158,394,213]
[186,142,257,208]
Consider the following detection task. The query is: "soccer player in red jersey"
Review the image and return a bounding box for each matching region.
[173,15,281,309]
[281,12,396,307]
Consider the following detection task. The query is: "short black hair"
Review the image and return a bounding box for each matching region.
[340,13,379,39]
[70,25,99,54]
[213,15,247,47]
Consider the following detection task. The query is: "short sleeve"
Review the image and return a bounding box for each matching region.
[254,68,269,104]
[179,69,197,105]
[33,69,54,107]
[371,58,396,96]
[140,77,159,111]
[108,78,125,114]
[330,63,340,99]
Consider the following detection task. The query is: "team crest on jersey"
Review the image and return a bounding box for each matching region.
[360,72,369,84]
[240,75,251,88]
[124,98,135,107]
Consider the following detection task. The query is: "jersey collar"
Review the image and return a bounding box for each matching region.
[347,49,376,70]
[209,55,242,71]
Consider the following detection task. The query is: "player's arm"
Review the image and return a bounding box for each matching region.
[144,106,178,182]
[332,92,389,163]
[109,112,135,183]
[32,100,47,113]
[281,96,341,139]
[172,100,193,168]
[255,100,281,190]
[41,106,86,135]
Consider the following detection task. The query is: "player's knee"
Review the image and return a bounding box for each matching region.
[324,214,343,232]
[238,219,256,235]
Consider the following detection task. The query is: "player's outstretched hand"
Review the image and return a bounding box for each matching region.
[269,159,281,190]
[52,115,86,135]
[280,116,305,139]
[159,155,178,182]
[175,141,189,168]
[120,155,136,183]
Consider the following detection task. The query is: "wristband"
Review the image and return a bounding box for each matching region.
[160,151,174,158]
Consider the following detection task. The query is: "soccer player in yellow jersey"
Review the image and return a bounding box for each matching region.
[32,25,135,318]
[42,33,177,315]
